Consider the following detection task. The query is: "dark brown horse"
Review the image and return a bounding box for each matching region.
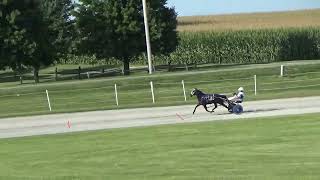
[190,88,230,114]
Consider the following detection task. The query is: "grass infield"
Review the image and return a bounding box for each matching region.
[0,113,320,179]
[0,60,319,118]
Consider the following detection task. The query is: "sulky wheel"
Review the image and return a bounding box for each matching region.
[232,104,243,115]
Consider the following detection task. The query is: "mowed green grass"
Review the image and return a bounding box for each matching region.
[0,61,320,118]
[1,113,320,179]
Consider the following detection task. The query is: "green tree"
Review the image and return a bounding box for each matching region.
[0,0,75,83]
[75,0,178,75]
[20,0,54,83]
[41,0,76,56]
[0,0,37,77]
[29,0,76,82]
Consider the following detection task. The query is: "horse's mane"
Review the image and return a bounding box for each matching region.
[196,89,206,96]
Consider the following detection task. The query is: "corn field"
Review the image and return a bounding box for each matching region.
[60,27,320,67]
[150,27,320,66]
[177,9,320,32]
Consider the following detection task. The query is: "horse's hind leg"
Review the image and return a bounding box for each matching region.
[218,103,231,112]
[193,104,200,115]
[217,99,229,110]
[221,101,232,110]
[220,103,229,109]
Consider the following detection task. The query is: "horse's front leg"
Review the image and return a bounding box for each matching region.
[193,104,200,115]
[203,104,211,113]
[211,103,218,113]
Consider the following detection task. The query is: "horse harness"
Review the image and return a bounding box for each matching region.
[200,94,227,104]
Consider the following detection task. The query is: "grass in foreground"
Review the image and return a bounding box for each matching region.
[0,113,320,179]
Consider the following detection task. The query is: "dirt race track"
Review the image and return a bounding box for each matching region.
[0,96,320,139]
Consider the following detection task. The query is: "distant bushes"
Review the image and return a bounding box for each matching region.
[57,54,121,66]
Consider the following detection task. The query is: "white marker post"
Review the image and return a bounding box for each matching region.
[87,72,90,79]
[114,84,119,106]
[150,81,155,103]
[182,80,187,101]
[254,75,257,96]
[46,90,52,112]
[280,65,284,77]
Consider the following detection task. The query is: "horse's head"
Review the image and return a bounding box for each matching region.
[191,88,200,97]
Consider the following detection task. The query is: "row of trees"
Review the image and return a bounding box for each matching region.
[0,0,178,82]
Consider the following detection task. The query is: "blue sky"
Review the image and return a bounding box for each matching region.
[167,0,320,16]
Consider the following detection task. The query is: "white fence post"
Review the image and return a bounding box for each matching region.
[254,75,257,96]
[114,84,119,106]
[182,80,187,101]
[280,65,284,77]
[150,81,155,104]
[87,72,90,79]
[46,90,52,112]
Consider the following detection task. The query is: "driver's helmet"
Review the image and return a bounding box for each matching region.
[238,87,244,92]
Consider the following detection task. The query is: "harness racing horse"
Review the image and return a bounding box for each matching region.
[190,88,230,114]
